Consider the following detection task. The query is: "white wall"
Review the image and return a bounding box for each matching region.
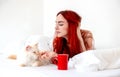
[43,0,120,49]
[0,0,120,54]
[0,0,43,52]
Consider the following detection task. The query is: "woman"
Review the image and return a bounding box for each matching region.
[53,10,94,58]
[39,10,94,64]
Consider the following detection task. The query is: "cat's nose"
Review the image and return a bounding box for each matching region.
[33,51,36,54]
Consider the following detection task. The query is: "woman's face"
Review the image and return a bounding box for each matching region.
[55,14,68,38]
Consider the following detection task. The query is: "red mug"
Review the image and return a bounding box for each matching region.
[57,54,68,70]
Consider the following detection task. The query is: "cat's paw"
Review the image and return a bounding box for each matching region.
[32,62,43,67]
[20,64,26,67]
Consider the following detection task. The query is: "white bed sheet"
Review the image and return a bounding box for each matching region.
[0,54,120,77]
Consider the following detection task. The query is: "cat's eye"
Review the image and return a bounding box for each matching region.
[33,51,36,54]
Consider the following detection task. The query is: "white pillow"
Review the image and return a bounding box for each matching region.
[68,50,100,72]
[24,35,51,51]
[93,48,120,70]
[37,36,51,51]
[68,48,120,72]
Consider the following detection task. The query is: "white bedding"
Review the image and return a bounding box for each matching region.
[0,54,120,77]
[0,35,120,77]
[69,48,120,72]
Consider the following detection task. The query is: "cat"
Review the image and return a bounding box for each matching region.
[8,43,57,67]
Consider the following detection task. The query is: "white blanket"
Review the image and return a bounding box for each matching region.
[1,35,120,74]
[68,48,120,72]
[0,54,120,77]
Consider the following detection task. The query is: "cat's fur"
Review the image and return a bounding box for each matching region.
[9,43,57,67]
[8,35,57,67]
[20,43,57,67]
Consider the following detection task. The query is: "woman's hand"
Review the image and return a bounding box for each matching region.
[51,56,58,65]
[77,25,86,51]
[38,51,49,60]
[38,51,57,61]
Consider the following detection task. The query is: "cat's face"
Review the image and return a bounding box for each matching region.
[25,43,39,54]
[25,43,39,60]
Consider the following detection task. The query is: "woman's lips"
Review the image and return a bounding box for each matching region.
[56,31,60,34]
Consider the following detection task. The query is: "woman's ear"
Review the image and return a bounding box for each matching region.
[26,45,32,51]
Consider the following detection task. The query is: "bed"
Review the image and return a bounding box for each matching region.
[0,53,120,77]
[0,35,120,77]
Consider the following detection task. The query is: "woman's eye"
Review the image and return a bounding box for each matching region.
[59,24,63,26]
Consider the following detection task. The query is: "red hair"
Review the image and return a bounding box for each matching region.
[53,10,82,58]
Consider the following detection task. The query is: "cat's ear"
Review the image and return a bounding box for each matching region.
[26,45,32,51]
[35,43,38,47]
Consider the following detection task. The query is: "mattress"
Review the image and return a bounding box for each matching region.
[0,53,120,77]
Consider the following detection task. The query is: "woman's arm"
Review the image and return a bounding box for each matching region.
[81,29,94,50]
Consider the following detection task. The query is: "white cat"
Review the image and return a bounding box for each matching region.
[9,44,57,67]
[8,35,57,67]
[16,43,57,67]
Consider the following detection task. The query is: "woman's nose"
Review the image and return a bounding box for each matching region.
[55,25,58,30]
